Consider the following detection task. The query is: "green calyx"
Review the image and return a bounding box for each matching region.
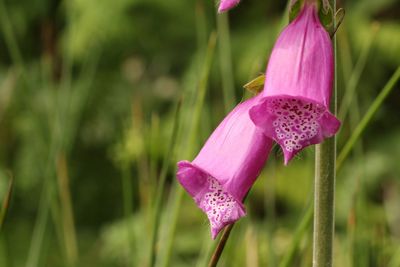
[318,0,334,35]
[289,0,344,38]
[289,0,304,23]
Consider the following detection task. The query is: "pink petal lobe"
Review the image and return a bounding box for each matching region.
[218,0,240,13]
[177,161,246,239]
[250,96,340,164]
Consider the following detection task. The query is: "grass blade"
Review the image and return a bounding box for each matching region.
[149,100,182,267]
[337,66,400,169]
[158,32,217,267]
[56,154,79,267]
[338,23,379,121]
[279,201,313,267]
[0,176,13,231]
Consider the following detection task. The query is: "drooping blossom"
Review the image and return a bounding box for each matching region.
[177,95,273,239]
[249,2,340,164]
[218,0,240,13]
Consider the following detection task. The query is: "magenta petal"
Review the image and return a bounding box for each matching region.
[177,95,273,239]
[218,0,240,13]
[177,161,246,239]
[250,96,341,164]
[250,3,340,164]
[320,111,341,137]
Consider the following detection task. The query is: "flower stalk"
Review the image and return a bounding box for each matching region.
[312,0,336,266]
[207,223,235,267]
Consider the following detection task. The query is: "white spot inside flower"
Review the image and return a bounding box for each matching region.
[201,176,238,230]
[268,98,325,153]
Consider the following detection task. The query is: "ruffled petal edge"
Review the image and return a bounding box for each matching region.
[249,95,340,164]
[177,160,246,239]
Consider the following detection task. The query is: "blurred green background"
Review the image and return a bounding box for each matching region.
[0,0,399,266]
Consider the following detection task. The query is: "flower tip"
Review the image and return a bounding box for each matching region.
[217,0,239,13]
[176,160,189,169]
[217,6,226,13]
[211,229,219,240]
[283,157,290,166]
[283,151,295,165]
[321,112,341,137]
[217,5,229,13]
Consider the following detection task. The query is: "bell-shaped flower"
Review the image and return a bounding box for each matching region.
[177,95,273,239]
[218,0,240,13]
[249,2,340,164]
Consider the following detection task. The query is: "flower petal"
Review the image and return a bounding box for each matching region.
[218,0,240,13]
[250,96,340,164]
[177,161,246,239]
[176,95,273,238]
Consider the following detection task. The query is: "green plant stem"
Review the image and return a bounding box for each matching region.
[206,190,251,267]
[313,137,336,267]
[0,176,13,231]
[278,65,400,267]
[120,163,135,267]
[208,224,235,267]
[337,65,400,170]
[312,1,337,266]
[56,155,78,267]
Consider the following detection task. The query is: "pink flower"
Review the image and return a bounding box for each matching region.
[218,0,240,13]
[177,95,273,239]
[249,3,340,165]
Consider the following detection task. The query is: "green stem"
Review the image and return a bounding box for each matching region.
[0,176,13,231]
[278,65,400,267]
[313,137,336,267]
[121,163,134,267]
[206,189,251,267]
[312,0,337,266]
[207,224,235,267]
[56,155,79,267]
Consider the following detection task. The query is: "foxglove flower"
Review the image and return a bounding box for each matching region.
[218,0,240,13]
[249,3,340,164]
[177,95,273,239]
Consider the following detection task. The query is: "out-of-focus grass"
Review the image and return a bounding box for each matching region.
[0,0,399,267]
[0,175,13,231]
